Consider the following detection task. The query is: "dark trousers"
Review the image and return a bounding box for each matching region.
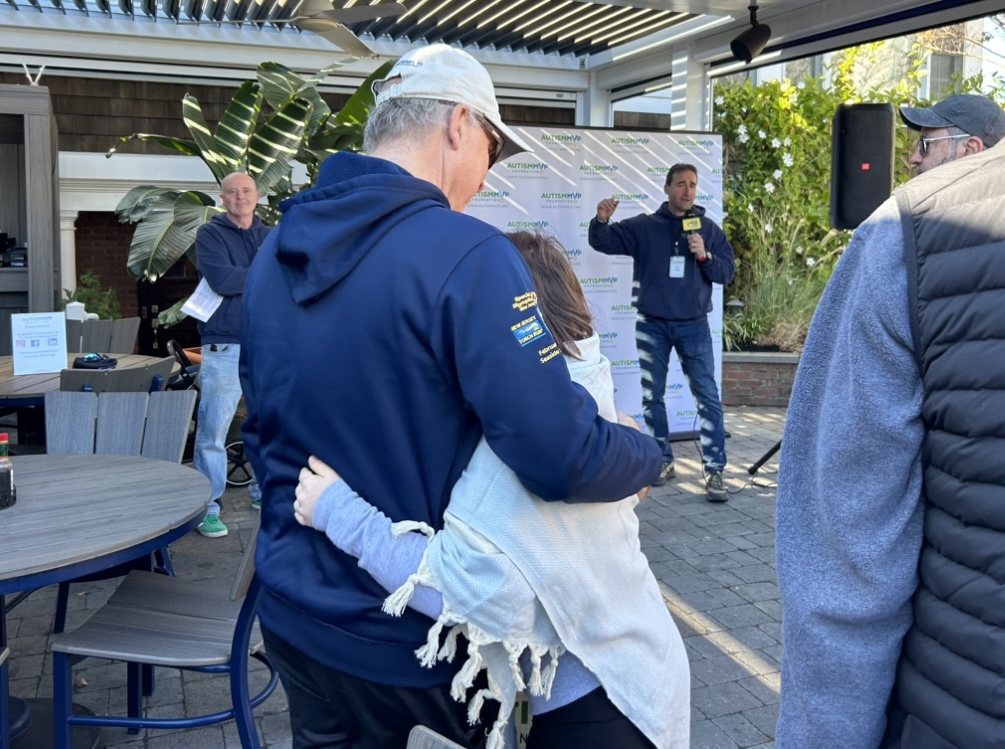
[263,627,488,749]
[635,313,726,471]
[527,687,657,749]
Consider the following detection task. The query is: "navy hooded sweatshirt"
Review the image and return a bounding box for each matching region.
[195,212,271,344]
[589,203,735,321]
[239,152,662,688]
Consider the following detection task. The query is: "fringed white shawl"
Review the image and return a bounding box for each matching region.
[384,333,690,749]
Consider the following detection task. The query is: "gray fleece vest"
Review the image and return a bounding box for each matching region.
[886,145,1005,749]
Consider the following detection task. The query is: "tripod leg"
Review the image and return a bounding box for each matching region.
[747,439,781,476]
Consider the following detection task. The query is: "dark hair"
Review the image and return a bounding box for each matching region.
[506,231,594,359]
[666,163,698,185]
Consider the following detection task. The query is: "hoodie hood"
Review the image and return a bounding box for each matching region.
[275,152,451,304]
[207,212,258,232]
[655,202,708,221]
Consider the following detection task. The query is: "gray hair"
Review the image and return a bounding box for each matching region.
[363,97,478,153]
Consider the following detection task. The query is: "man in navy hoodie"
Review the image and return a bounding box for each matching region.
[193,172,269,538]
[589,164,735,501]
[239,44,662,748]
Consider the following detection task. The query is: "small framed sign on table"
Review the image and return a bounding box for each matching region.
[11,312,67,376]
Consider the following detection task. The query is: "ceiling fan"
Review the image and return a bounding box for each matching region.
[183,1,408,58]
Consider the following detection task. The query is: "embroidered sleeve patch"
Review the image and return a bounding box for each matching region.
[512,292,538,312]
[538,342,560,364]
[511,314,545,346]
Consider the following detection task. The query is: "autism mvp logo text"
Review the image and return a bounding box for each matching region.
[503,161,550,180]
[473,189,511,204]
[541,192,583,208]
[579,276,619,291]
[539,133,583,149]
[610,136,651,151]
[676,138,715,151]
[610,192,650,205]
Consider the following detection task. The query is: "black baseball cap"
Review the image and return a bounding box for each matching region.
[900,94,1005,148]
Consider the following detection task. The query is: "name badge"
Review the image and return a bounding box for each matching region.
[682,217,702,232]
[669,256,686,278]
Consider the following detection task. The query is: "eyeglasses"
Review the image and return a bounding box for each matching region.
[917,133,971,156]
[476,114,504,168]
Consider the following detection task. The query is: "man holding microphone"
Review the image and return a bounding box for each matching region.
[589,163,735,501]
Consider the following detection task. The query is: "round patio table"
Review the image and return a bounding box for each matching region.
[0,454,210,749]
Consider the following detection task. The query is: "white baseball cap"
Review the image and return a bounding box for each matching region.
[372,44,534,163]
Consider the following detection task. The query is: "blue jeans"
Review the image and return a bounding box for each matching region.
[193,343,259,516]
[636,314,726,472]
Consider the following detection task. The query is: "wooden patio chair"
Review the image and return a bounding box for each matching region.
[59,356,175,394]
[65,318,84,353]
[50,520,279,749]
[44,390,197,633]
[79,317,141,354]
[143,356,176,392]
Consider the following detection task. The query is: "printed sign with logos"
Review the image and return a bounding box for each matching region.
[12,312,67,375]
[469,127,724,438]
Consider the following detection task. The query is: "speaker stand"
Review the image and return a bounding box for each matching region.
[747,439,780,477]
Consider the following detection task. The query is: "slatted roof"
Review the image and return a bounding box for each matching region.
[1,0,702,58]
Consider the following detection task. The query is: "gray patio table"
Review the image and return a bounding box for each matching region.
[0,454,210,749]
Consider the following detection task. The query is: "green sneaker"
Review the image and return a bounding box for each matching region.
[197,514,228,538]
[705,472,728,502]
[653,462,676,487]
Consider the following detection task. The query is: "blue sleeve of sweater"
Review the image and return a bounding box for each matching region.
[700,224,736,286]
[311,480,443,620]
[195,223,250,297]
[433,236,661,503]
[774,198,926,749]
[587,215,640,258]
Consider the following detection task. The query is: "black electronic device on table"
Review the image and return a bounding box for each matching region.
[0,235,19,267]
[8,248,27,267]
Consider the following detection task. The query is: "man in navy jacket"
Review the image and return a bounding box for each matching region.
[193,172,269,538]
[239,44,662,748]
[589,164,735,501]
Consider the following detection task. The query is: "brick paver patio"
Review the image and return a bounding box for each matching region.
[5,405,785,749]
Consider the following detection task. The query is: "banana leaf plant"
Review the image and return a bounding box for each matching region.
[108,58,394,325]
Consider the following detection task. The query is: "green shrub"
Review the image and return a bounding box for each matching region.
[712,43,1003,351]
[722,210,838,351]
[62,271,122,320]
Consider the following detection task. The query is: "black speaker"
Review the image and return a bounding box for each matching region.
[830,103,895,230]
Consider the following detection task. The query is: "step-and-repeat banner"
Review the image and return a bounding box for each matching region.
[466,127,724,438]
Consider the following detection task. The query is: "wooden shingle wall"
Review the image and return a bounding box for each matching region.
[0,73,353,153]
[0,72,586,153]
[613,111,672,130]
